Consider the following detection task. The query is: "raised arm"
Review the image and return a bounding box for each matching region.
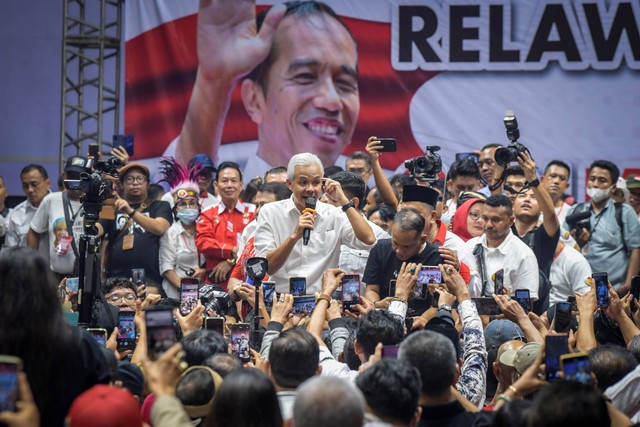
[365,136,399,209]
[518,152,559,237]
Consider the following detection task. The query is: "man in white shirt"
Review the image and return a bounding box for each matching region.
[255,153,376,294]
[2,164,51,255]
[548,243,592,306]
[541,160,576,245]
[466,194,539,299]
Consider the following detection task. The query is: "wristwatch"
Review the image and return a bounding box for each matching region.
[341,201,356,212]
[438,304,452,312]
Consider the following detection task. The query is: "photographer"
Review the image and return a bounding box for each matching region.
[95,163,172,284]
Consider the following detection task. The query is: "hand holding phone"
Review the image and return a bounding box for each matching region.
[289,277,306,297]
[494,269,504,295]
[341,274,361,313]
[593,272,609,308]
[545,334,569,381]
[117,312,137,352]
[0,356,23,412]
[515,289,531,314]
[146,309,177,360]
[230,324,251,362]
[554,302,572,333]
[180,279,200,316]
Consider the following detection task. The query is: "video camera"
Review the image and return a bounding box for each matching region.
[199,285,233,316]
[494,110,530,167]
[64,156,123,224]
[405,145,442,183]
[565,210,591,239]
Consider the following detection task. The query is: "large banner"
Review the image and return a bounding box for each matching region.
[124,0,640,197]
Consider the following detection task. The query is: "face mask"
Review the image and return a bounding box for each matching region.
[586,186,611,203]
[177,208,199,225]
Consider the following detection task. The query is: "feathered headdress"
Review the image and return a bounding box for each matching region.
[159,157,201,202]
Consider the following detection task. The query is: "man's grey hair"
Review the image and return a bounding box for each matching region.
[399,330,457,397]
[293,376,365,427]
[287,153,324,181]
[393,208,425,236]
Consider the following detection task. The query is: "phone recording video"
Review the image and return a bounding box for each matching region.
[414,266,442,299]
[180,279,199,316]
[0,356,22,412]
[289,277,307,297]
[230,324,251,362]
[146,309,177,360]
[262,281,276,310]
[389,279,396,296]
[374,138,397,152]
[341,274,361,313]
[205,317,225,335]
[593,272,609,308]
[117,312,136,352]
[131,268,146,285]
[554,302,572,333]
[515,289,531,314]
[472,298,502,316]
[560,352,592,385]
[113,134,134,156]
[631,275,640,312]
[87,328,107,347]
[494,269,504,295]
[291,296,316,315]
[65,277,79,292]
[545,334,569,382]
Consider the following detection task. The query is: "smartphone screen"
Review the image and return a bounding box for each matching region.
[262,281,276,309]
[117,312,136,352]
[554,302,572,333]
[561,353,592,385]
[0,358,21,412]
[375,138,397,152]
[414,266,441,299]
[593,272,609,308]
[382,345,399,359]
[230,324,251,362]
[131,268,145,285]
[389,279,396,297]
[205,317,225,335]
[455,152,479,163]
[87,328,107,347]
[472,298,502,315]
[515,289,531,314]
[289,277,306,297]
[545,334,569,381]
[113,134,134,156]
[291,296,316,315]
[146,309,177,361]
[180,279,200,316]
[494,269,504,295]
[65,277,79,292]
[341,274,361,313]
[88,144,100,158]
[631,276,640,312]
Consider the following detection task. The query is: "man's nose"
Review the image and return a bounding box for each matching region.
[313,78,342,112]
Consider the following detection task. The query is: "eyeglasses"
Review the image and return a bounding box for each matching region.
[469,211,482,221]
[125,175,148,184]
[108,294,137,303]
[348,168,371,175]
[176,200,199,208]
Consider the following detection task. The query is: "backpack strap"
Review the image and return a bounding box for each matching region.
[614,202,628,254]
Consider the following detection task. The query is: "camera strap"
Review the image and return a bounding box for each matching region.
[473,243,491,297]
[115,201,148,243]
[62,192,80,258]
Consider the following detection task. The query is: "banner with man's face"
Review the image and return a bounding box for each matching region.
[124,0,640,197]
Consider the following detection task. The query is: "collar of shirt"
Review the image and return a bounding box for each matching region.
[217,200,247,214]
[479,229,515,255]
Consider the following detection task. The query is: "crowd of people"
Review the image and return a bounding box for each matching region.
[1,1,640,427]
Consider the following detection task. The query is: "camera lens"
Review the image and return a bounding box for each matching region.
[494,146,517,166]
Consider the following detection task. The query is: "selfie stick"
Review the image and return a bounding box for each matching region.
[245,257,268,347]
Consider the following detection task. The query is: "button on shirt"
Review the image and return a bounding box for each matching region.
[466,230,540,298]
[564,199,640,289]
[255,196,376,294]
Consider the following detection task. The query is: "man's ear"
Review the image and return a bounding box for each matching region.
[315,364,322,376]
[412,406,423,427]
[241,79,265,125]
[354,339,367,363]
[264,359,272,378]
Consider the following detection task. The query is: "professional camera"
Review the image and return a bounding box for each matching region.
[494,110,530,167]
[565,210,591,239]
[405,145,442,183]
[199,285,232,316]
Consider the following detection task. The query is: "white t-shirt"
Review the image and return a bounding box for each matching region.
[549,244,592,305]
[30,192,83,275]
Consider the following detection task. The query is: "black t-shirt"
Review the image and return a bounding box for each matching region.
[363,239,445,315]
[513,225,560,277]
[100,200,172,284]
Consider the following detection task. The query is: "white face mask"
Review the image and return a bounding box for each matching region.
[586,186,612,203]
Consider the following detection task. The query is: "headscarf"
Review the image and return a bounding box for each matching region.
[451,198,485,242]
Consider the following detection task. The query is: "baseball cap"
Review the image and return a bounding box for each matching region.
[65,156,89,173]
[626,174,640,190]
[484,319,525,352]
[67,385,142,427]
[189,154,216,171]
[118,361,144,398]
[513,342,542,374]
[119,162,150,180]
[424,315,461,359]
[402,185,440,208]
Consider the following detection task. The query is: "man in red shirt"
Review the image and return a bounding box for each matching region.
[196,161,255,289]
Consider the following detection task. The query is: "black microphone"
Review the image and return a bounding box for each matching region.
[302,197,317,246]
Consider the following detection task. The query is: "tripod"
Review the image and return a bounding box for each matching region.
[245,257,268,348]
[76,223,102,326]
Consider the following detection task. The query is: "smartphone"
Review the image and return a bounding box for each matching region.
[113,134,134,156]
[515,289,531,314]
[205,317,225,335]
[567,295,577,312]
[554,302,572,333]
[117,311,137,352]
[0,356,22,412]
[389,279,397,296]
[545,334,569,381]
[146,309,177,361]
[374,138,397,152]
[560,352,592,385]
[131,268,145,285]
[88,143,100,158]
[631,275,640,312]
[494,269,504,296]
[230,323,251,362]
[414,266,442,299]
[262,281,276,310]
[455,152,479,163]
[289,277,306,297]
[472,298,502,315]
[593,272,609,308]
[382,345,399,359]
[86,328,107,347]
[66,277,79,292]
[341,274,361,313]
[291,296,316,315]
[180,279,200,316]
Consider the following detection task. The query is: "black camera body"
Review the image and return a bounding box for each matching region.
[199,285,232,316]
[494,111,530,167]
[565,210,591,238]
[405,145,442,182]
